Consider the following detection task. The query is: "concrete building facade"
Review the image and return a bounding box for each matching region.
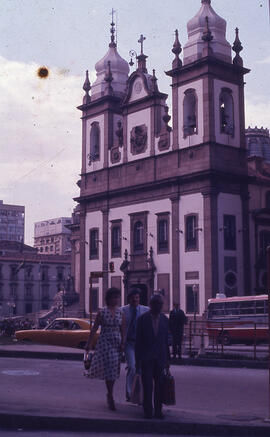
[0,241,71,318]
[74,0,270,317]
[0,200,25,243]
[34,217,72,255]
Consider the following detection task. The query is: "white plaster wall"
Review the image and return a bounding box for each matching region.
[179,193,205,315]
[86,114,104,172]
[178,79,204,148]
[127,109,151,162]
[129,78,148,103]
[214,79,240,147]
[217,193,244,296]
[109,199,172,306]
[85,211,103,314]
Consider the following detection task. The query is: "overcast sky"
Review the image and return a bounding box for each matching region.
[0,0,269,245]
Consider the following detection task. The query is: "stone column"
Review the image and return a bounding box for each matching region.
[172,83,179,150]
[123,111,128,163]
[102,207,109,305]
[203,76,216,143]
[203,188,219,301]
[79,205,86,317]
[241,191,251,294]
[170,195,180,304]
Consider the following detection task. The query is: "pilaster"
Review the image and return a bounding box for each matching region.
[79,205,86,317]
[202,187,219,301]
[170,194,180,304]
[102,207,109,305]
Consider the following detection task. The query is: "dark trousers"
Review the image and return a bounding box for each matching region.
[172,331,183,357]
[141,359,163,416]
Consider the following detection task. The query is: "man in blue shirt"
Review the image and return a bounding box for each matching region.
[122,288,149,401]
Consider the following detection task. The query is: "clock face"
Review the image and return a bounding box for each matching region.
[134,79,143,94]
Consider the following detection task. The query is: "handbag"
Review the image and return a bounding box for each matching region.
[83,351,94,372]
[130,374,143,405]
[162,368,176,405]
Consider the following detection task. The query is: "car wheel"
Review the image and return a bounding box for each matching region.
[218,332,231,346]
[78,342,86,349]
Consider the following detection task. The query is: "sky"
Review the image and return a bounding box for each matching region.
[0,0,269,245]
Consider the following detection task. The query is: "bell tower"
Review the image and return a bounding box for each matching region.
[167,0,249,162]
[166,0,251,302]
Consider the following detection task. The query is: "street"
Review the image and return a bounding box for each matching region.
[0,357,268,419]
[0,433,225,437]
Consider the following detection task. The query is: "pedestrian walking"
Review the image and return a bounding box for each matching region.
[122,288,148,402]
[135,294,170,419]
[169,302,187,359]
[85,287,124,411]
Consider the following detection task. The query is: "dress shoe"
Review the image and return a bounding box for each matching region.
[107,394,116,411]
[154,411,164,419]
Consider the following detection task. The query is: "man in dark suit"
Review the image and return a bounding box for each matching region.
[169,302,187,359]
[135,294,170,419]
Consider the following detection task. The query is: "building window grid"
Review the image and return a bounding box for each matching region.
[111,224,121,258]
[89,228,99,259]
[133,221,144,252]
[157,215,169,253]
[185,214,198,251]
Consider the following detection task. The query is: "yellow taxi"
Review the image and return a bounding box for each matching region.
[15,318,97,349]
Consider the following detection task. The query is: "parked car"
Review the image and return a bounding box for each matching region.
[15,318,97,349]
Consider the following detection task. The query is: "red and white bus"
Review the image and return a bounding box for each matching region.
[206,294,268,345]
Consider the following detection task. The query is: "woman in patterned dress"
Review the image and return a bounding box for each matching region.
[85,287,124,410]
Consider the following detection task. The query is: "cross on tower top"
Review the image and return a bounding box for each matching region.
[138,34,146,55]
[109,8,117,47]
[110,8,116,24]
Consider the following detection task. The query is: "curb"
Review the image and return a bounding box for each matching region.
[0,412,270,436]
[0,349,267,369]
[0,350,83,361]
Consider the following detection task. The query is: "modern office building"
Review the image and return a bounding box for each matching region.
[34,217,72,255]
[0,201,25,243]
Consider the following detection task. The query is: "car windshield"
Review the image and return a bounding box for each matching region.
[46,320,70,330]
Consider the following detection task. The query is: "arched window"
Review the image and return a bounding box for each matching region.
[183,89,197,138]
[220,88,234,136]
[265,191,270,209]
[89,122,100,163]
[134,221,144,251]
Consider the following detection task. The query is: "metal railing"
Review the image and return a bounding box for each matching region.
[181,320,268,361]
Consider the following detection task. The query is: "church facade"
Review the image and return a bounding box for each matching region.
[75,0,270,317]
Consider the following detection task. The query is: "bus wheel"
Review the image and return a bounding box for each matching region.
[218,332,231,346]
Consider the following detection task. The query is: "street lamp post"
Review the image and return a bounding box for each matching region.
[192,284,198,334]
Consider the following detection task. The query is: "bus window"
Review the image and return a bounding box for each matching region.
[255,300,265,314]
[224,301,239,316]
[208,303,224,318]
[239,301,254,315]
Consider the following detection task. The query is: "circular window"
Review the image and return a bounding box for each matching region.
[225,272,237,288]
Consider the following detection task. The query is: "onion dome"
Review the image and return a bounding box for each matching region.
[91,18,129,100]
[183,0,231,65]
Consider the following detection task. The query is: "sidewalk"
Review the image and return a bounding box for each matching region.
[0,355,270,436]
[0,341,267,369]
